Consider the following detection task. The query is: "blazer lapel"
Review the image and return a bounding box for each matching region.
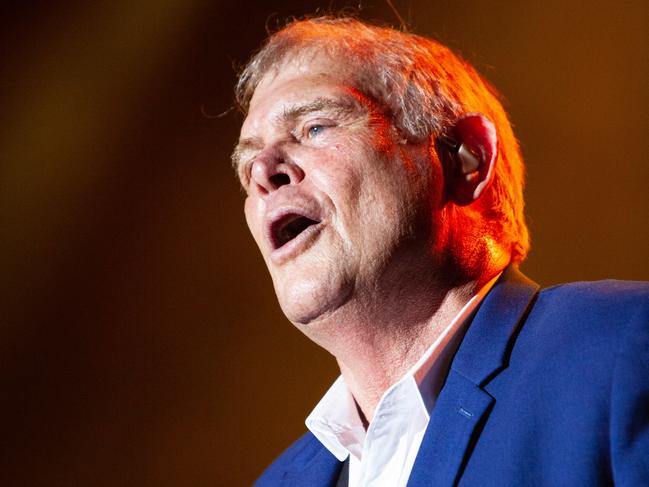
[280,436,343,487]
[407,266,539,487]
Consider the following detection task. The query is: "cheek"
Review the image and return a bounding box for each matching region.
[307,144,363,203]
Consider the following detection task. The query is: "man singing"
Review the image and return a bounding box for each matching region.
[231,17,649,487]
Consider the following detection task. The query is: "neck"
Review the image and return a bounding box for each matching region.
[300,261,493,423]
[338,279,478,422]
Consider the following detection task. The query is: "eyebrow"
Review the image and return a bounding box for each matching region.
[276,95,361,125]
[231,94,365,171]
[231,137,262,172]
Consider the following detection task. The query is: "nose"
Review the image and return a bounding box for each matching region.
[250,148,304,195]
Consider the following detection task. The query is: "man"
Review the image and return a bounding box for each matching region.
[231,17,649,487]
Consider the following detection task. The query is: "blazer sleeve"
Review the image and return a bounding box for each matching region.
[610,300,649,485]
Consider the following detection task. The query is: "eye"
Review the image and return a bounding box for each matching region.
[307,124,326,139]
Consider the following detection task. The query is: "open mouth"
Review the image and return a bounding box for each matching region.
[270,213,321,250]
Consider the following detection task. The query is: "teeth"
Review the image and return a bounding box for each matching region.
[276,215,318,248]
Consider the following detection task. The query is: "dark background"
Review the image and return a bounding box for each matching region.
[1,1,647,485]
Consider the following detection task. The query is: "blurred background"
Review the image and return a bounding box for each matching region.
[1,0,647,485]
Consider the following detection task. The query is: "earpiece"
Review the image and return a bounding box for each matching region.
[435,114,498,205]
[436,134,480,176]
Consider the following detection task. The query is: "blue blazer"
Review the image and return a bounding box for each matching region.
[254,267,649,486]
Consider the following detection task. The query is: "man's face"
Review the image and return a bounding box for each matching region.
[235,54,441,327]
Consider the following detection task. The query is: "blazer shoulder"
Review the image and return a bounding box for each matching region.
[514,278,648,365]
[542,277,649,297]
[539,278,649,316]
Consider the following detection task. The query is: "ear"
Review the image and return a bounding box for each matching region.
[437,114,498,206]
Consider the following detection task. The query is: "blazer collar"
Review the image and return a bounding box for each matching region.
[451,265,540,386]
[407,266,539,487]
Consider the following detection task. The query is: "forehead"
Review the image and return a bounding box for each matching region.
[240,54,356,136]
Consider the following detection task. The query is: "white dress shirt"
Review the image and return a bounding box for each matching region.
[305,273,501,487]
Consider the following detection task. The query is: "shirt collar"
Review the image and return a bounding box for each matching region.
[305,272,502,461]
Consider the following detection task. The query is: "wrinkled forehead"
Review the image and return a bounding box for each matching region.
[240,51,379,138]
[249,50,356,108]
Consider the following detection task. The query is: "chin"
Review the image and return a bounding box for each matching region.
[275,275,353,326]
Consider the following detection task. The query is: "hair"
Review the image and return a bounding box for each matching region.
[235,16,530,265]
